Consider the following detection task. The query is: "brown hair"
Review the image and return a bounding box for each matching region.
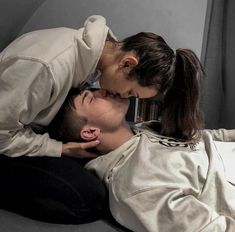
[48,88,87,143]
[121,32,204,141]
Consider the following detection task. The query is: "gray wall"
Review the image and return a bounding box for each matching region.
[0,0,46,51]
[19,0,207,58]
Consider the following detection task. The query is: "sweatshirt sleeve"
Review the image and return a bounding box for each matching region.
[206,129,235,142]
[0,58,62,157]
[120,187,235,232]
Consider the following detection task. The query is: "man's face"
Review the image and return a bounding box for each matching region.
[73,90,130,131]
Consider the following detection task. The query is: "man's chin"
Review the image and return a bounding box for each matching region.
[117,99,130,109]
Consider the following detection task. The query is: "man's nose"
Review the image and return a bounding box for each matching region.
[82,90,94,98]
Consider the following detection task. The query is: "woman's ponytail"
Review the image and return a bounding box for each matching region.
[121,32,204,141]
[160,49,204,141]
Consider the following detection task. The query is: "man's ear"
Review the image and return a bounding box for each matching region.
[80,127,101,141]
[119,54,138,75]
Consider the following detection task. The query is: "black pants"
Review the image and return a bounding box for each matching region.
[0,155,108,224]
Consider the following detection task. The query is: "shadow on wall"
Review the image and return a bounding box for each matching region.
[18,0,206,59]
[0,0,46,51]
[0,0,207,58]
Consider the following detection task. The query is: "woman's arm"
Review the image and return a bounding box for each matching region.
[0,58,62,157]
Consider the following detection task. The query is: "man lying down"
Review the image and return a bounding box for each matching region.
[51,88,235,232]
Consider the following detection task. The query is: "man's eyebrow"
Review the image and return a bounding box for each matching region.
[82,92,88,104]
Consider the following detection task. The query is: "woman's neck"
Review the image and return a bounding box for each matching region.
[97,41,123,70]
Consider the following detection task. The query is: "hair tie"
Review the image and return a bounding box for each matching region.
[172,48,177,56]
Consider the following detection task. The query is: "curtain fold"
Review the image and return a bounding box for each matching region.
[202,0,235,129]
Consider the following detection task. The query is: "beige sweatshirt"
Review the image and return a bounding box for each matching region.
[0,15,116,157]
[85,125,235,232]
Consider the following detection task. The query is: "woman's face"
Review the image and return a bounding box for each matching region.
[97,43,158,99]
[99,65,157,99]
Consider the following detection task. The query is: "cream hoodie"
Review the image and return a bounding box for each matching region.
[85,124,235,232]
[0,15,116,157]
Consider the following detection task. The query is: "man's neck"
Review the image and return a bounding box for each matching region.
[97,122,134,154]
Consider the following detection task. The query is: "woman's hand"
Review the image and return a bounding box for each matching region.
[62,140,100,158]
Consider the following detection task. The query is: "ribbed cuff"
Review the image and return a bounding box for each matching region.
[45,139,63,157]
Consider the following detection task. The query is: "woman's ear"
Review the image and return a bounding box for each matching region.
[119,54,138,75]
[80,127,100,141]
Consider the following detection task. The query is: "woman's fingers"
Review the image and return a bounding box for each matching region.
[62,141,100,158]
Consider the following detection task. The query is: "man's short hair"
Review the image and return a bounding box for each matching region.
[48,88,87,143]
